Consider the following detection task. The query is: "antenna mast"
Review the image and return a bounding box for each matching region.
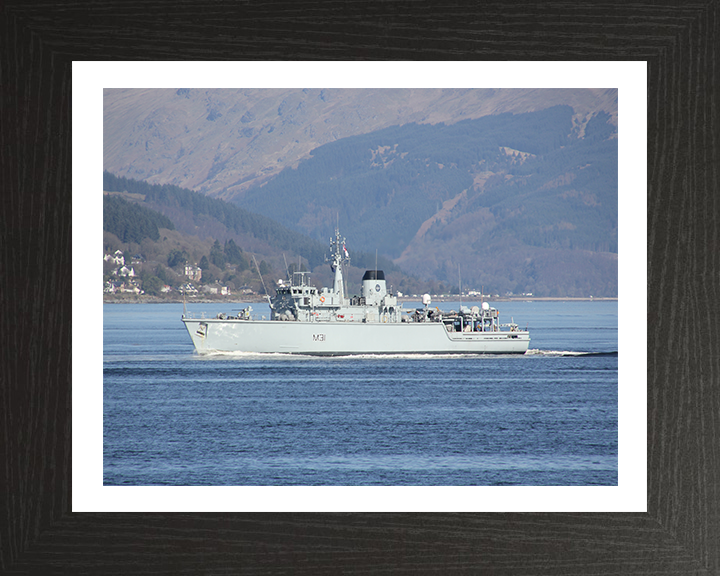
[252,254,272,307]
[458,264,462,309]
[283,253,290,282]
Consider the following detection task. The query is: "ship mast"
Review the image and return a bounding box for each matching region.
[327,227,349,302]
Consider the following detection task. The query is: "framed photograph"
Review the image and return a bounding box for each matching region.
[81,64,643,514]
[3,3,717,574]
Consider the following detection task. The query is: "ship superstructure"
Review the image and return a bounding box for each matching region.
[270,229,400,324]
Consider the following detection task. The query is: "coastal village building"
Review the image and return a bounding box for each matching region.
[201,283,231,296]
[120,281,141,294]
[104,250,125,267]
[104,280,140,294]
[102,251,232,298]
[104,280,121,293]
[185,264,202,282]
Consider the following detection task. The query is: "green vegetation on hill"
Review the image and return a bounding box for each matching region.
[232,106,617,296]
[235,106,612,258]
[103,194,175,243]
[103,170,402,275]
[102,227,271,297]
[468,137,618,253]
[104,171,328,268]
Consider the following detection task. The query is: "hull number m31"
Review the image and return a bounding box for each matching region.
[313,334,326,342]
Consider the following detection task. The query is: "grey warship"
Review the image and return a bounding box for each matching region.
[181,229,530,355]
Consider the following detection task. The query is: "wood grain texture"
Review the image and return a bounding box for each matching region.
[1,1,718,574]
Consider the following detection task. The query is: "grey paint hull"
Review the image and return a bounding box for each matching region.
[182,318,530,355]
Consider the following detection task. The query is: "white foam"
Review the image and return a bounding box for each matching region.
[525,349,584,357]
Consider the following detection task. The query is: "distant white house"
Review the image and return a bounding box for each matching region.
[117,265,136,277]
[185,264,202,282]
[119,281,141,294]
[201,283,230,296]
[104,250,124,266]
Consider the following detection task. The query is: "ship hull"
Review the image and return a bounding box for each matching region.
[182,318,530,355]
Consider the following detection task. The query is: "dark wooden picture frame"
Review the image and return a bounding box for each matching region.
[2,2,718,574]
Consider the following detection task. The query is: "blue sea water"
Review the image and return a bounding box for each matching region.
[103,300,618,486]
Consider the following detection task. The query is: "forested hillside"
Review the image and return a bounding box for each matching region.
[103,194,175,243]
[235,107,618,296]
[103,172,406,293]
[104,171,328,267]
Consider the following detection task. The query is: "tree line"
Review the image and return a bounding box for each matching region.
[103,170,404,275]
[103,170,328,268]
[103,194,175,244]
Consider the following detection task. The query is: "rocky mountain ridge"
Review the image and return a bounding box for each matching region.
[104,88,617,200]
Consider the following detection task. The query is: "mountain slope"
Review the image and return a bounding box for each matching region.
[103,89,618,296]
[234,108,618,296]
[103,88,617,200]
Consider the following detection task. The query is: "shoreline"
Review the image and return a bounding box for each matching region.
[103,295,618,304]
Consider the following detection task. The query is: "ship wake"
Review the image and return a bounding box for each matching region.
[526,349,618,357]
